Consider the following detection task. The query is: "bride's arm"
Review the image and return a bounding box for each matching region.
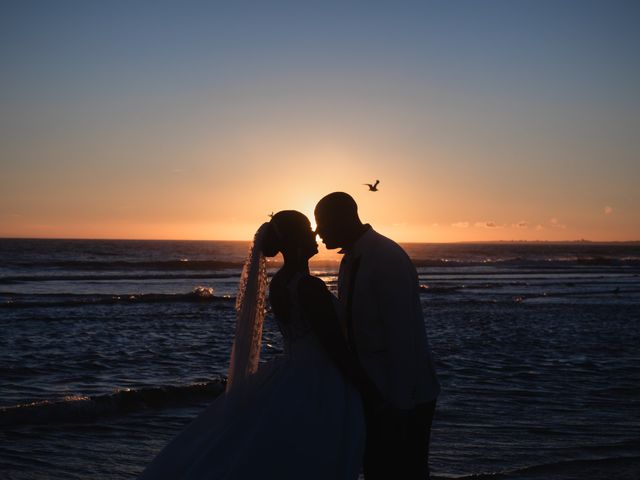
[298,276,383,404]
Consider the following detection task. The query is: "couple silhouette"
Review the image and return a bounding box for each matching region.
[139,192,440,480]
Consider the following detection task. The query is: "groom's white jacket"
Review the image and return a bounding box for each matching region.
[338,227,440,410]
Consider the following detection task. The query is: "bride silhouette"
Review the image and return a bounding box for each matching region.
[139,211,377,479]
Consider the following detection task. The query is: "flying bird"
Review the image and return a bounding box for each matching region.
[364,180,380,192]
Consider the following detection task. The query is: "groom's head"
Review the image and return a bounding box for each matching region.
[314,192,364,250]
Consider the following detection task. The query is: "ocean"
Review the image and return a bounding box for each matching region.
[1,238,639,479]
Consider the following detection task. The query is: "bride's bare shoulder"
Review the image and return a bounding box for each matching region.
[269,269,288,293]
[269,269,293,320]
[297,275,331,305]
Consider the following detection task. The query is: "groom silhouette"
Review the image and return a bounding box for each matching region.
[315,192,440,480]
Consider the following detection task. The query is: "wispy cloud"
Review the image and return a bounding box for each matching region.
[451,222,469,228]
[512,221,528,228]
[474,221,498,228]
[549,218,567,229]
[604,206,613,214]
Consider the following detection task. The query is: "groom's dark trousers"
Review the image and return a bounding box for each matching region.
[362,398,436,480]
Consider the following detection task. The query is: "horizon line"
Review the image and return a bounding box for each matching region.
[1,236,639,245]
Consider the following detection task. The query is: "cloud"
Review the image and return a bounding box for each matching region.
[512,221,528,228]
[604,206,613,214]
[474,221,498,228]
[451,222,469,228]
[535,224,544,230]
[549,218,566,229]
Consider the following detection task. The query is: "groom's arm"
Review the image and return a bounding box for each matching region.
[298,276,383,404]
[373,254,422,410]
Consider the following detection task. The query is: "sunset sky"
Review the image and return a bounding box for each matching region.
[1,1,639,242]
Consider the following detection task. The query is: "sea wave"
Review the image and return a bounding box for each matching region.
[0,272,242,284]
[1,287,236,309]
[6,255,640,273]
[0,380,226,426]
[412,257,640,268]
[418,283,640,298]
[9,259,244,271]
[456,454,640,479]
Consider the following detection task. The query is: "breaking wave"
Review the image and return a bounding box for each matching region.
[1,287,235,309]
[0,380,227,426]
[456,454,640,479]
[9,259,244,271]
[412,256,640,268]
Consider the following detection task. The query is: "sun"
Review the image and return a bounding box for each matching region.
[288,197,319,231]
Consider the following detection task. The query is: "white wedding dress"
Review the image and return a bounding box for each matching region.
[139,272,365,479]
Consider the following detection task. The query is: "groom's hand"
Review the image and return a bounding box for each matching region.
[362,386,392,416]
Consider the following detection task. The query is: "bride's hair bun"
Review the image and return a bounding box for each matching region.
[260,210,311,258]
[261,221,282,257]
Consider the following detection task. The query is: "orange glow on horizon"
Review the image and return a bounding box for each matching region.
[1,207,637,243]
[2,3,639,244]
